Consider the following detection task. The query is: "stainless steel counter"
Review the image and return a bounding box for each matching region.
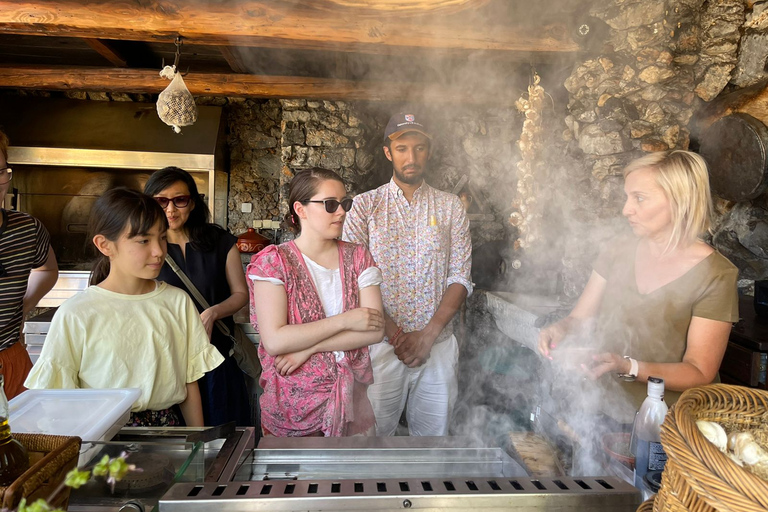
[67,425,256,512]
[159,436,641,512]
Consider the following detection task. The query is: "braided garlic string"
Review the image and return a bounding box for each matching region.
[510,71,545,259]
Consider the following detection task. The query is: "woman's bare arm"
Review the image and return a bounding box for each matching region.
[253,280,382,356]
[538,270,607,357]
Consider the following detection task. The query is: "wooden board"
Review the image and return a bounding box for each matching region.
[507,432,565,477]
[0,65,522,104]
[0,1,579,54]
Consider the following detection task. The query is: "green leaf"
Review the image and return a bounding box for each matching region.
[17,498,52,512]
[107,457,131,481]
[92,455,111,477]
[64,468,91,489]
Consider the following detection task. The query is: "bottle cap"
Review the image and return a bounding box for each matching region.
[647,376,665,399]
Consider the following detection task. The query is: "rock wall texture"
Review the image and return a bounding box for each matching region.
[557,0,749,300]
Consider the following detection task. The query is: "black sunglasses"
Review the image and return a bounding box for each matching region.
[154,195,191,209]
[303,198,354,213]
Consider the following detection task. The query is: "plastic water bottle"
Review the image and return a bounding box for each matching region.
[632,376,668,490]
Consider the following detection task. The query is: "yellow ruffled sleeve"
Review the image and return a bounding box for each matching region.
[24,359,80,390]
[24,307,83,390]
[188,343,225,383]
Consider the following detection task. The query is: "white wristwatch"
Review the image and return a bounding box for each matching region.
[618,356,638,382]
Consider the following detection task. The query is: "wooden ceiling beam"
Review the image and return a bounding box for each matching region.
[0,64,520,105]
[219,47,250,74]
[82,38,127,67]
[0,1,579,55]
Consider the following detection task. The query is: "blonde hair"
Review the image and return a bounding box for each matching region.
[623,150,713,252]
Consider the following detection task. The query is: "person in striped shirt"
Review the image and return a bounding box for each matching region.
[0,130,58,399]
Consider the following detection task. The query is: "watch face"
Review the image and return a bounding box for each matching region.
[618,374,637,382]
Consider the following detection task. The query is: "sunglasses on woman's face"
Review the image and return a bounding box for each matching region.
[304,198,354,213]
[154,195,191,209]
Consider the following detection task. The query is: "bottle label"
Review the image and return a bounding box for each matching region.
[648,441,667,470]
[634,439,667,489]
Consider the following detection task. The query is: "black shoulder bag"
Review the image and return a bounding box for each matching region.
[164,254,262,381]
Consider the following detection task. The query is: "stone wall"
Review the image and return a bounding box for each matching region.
[556,0,749,300]
[229,99,518,248]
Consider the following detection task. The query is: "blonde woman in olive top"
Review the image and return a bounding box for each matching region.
[539,150,739,423]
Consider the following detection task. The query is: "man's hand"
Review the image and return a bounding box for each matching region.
[394,330,436,368]
[275,348,315,376]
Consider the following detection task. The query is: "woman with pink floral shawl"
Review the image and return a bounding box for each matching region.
[248,168,384,437]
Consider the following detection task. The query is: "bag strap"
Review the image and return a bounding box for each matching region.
[164,254,232,337]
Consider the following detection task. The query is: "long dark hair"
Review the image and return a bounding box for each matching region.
[284,167,346,233]
[88,187,168,285]
[143,166,223,252]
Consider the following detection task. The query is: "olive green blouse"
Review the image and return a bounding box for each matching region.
[592,238,739,423]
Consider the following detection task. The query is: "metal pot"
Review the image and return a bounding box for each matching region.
[698,113,768,202]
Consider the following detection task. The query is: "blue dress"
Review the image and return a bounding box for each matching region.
[158,227,251,426]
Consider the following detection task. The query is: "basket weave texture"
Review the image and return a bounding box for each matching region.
[656,384,768,512]
[0,433,81,511]
[638,496,655,512]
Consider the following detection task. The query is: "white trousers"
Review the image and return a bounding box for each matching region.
[367,335,459,436]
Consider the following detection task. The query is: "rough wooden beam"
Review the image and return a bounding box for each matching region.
[693,79,768,135]
[219,47,249,74]
[0,65,519,104]
[0,1,579,55]
[83,38,127,67]
[335,53,349,80]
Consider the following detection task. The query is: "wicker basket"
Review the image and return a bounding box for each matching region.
[656,384,768,512]
[638,496,655,512]
[0,433,81,511]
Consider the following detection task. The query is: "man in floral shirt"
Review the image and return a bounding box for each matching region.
[343,113,472,436]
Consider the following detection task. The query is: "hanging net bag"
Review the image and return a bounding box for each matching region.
[156,65,197,134]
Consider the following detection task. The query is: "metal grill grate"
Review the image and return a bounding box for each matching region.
[159,476,640,511]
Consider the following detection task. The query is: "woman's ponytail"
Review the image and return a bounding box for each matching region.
[89,254,111,286]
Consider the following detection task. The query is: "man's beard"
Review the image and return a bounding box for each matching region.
[394,165,424,185]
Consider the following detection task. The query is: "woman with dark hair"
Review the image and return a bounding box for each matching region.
[144,167,251,426]
[26,188,223,426]
[247,168,384,437]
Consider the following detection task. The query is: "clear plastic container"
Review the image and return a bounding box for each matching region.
[9,388,141,465]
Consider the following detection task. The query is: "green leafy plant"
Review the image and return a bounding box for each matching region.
[8,453,138,512]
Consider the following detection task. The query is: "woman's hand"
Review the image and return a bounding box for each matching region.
[275,348,314,376]
[582,352,631,380]
[200,306,220,338]
[343,307,384,332]
[538,321,569,359]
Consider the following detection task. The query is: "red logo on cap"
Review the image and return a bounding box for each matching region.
[405,114,415,122]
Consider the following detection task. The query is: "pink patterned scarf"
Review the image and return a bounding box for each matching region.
[247,240,375,437]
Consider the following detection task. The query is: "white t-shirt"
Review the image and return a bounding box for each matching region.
[25,282,224,412]
[249,253,383,361]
